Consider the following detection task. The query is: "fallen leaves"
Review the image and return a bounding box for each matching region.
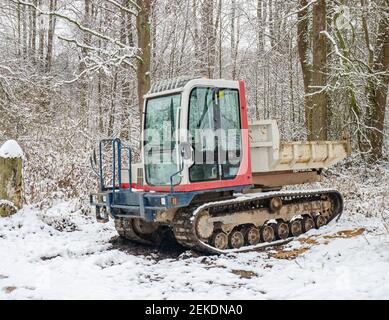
[269,247,310,260]
[323,228,366,239]
[269,228,367,260]
[230,269,258,279]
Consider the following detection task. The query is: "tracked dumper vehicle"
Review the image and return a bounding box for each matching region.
[90,77,350,254]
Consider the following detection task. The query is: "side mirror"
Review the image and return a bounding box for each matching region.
[179,142,192,160]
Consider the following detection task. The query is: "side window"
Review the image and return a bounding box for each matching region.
[219,89,241,179]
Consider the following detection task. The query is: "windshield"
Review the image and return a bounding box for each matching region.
[144,94,181,186]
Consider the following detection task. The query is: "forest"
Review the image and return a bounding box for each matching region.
[0,0,387,205]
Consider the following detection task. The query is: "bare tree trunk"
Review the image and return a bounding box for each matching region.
[269,0,275,49]
[21,4,27,59]
[262,0,268,117]
[16,1,21,56]
[0,154,23,217]
[98,71,104,134]
[179,0,190,68]
[108,72,118,137]
[168,22,178,77]
[297,0,312,137]
[95,5,104,135]
[311,0,328,140]
[288,34,295,124]
[200,0,215,77]
[46,0,57,72]
[38,0,45,66]
[121,77,131,140]
[120,1,130,140]
[231,0,236,75]
[215,0,222,78]
[193,0,200,69]
[136,0,152,129]
[298,0,328,140]
[230,0,240,79]
[31,0,37,63]
[365,11,389,162]
[151,1,157,64]
[79,0,91,129]
[257,0,264,54]
[127,11,134,47]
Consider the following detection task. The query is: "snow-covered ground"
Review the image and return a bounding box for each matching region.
[1,195,388,300]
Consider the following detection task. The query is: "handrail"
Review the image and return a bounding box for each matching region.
[121,144,133,192]
[112,138,119,194]
[96,138,134,194]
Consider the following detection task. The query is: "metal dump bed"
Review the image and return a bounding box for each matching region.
[249,120,350,174]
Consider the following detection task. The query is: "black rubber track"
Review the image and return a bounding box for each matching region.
[172,188,343,254]
[114,218,155,246]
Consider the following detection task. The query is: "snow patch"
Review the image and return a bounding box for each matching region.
[0,200,16,208]
[0,199,389,299]
[0,140,24,158]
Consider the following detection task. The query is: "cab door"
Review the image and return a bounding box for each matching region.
[188,87,242,183]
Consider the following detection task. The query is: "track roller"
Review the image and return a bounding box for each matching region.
[290,220,302,237]
[245,226,260,245]
[302,215,315,232]
[212,231,229,250]
[274,221,290,239]
[314,215,327,228]
[229,230,245,249]
[260,225,275,243]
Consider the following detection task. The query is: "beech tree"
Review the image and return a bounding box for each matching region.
[297,0,328,141]
[364,1,389,162]
[136,0,152,127]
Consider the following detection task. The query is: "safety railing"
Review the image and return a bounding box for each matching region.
[91,138,132,194]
